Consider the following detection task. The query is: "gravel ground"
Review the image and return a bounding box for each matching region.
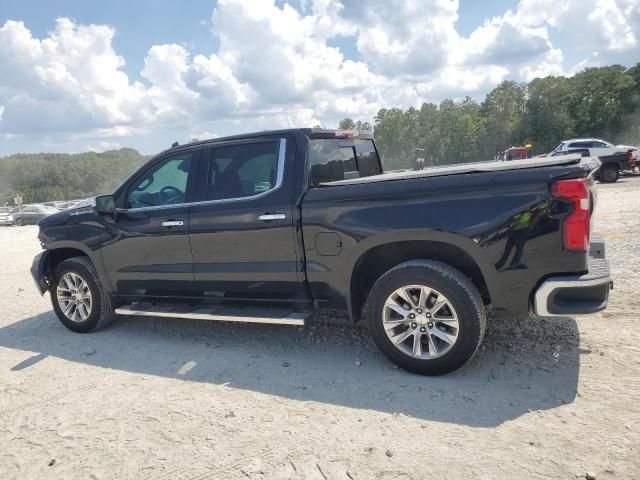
[0,177,639,479]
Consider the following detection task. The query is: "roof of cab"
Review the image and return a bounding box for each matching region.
[163,128,373,155]
[561,138,609,143]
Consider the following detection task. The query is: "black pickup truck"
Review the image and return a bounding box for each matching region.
[31,129,612,375]
[551,148,637,183]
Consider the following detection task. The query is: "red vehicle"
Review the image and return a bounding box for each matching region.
[497,145,532,161]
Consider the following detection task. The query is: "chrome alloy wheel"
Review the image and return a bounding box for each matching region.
[383,285,459,360]
[56,272,93,323]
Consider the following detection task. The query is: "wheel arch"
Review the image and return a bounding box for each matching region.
[41,242,112,292]
[349,240,492,323]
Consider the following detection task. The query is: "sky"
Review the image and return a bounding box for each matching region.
[0,0,638,156]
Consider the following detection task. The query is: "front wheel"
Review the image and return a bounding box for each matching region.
[14,217,23,226]
[51,257,115,333]
[366,260,486,375]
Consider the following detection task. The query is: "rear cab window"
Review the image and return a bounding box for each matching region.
[309,138,382,186]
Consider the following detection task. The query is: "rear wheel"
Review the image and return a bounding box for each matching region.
[599,165,619,183]
[365,260,486,375]
[51,257,115,333]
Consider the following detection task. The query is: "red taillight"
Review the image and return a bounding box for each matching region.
[551,178,590,250]
[627,151,635,164]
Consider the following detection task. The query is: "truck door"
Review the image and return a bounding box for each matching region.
[101,148,200,297]
[188,137,309,306]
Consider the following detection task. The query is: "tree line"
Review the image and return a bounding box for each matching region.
[0,149,149,204]
[340,64,640,170]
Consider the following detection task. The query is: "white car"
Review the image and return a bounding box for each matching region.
[551,138,631,158]
[0,207,16,226]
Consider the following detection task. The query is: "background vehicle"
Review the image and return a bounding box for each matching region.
[31,129,611,375]
[0,207,16,226]
[13,204,59,226]
[551,138,631,158]
[496,145,532,161]
[595,151,638,182]
[551,146,637,183]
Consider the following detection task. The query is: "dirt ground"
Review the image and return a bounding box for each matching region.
[0,177,639,480]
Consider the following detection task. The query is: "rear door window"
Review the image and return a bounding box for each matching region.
[207,141,280,200]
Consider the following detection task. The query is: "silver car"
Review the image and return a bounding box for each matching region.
[0,207,16,226]
[11,205,59,226]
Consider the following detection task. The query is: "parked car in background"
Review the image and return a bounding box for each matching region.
[551,138,629,158]
[551,140,638,183]
[550,149,590,158]
[0,207,16,226]
[12,204,59,226]
[595,151,638,182]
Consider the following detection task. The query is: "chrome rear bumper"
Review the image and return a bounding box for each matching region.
[533,236,612,317]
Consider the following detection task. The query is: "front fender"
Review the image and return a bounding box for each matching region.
[30,251,50,295]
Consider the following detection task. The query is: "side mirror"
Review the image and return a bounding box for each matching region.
[95,195,116,214]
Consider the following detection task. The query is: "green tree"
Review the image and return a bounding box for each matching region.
[480,81,527,156]
[0,148,149,204]
[568,66,639,139]
[338,118,356,129]
[524,76,574,153]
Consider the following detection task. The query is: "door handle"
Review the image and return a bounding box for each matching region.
[258,213,286,221]
[161,220,184,227]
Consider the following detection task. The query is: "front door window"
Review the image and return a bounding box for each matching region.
[126,153,193,209]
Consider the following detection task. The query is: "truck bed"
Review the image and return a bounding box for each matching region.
[319,154,596,186]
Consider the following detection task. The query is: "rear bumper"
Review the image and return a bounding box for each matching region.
[533,237,612,317]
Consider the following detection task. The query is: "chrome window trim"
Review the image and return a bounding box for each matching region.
[118,138,287,213]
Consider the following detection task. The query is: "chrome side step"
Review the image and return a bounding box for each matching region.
[114,303,309,326]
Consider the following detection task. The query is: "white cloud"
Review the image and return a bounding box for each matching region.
[0,0,638,154]
[211,0,380,107]
[0,19,148,134]
[189,131,218,141]
[141,43,252,121]
[86,141,121,152]
[510,0,638,66]
[339,0,461,76]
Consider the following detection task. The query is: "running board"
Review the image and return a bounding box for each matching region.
[114,303,309,326]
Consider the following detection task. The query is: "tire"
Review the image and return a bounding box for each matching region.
[51,256,115,333]
[365,260,486,375]
[14,217,23,226]
[599,165,619,183]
